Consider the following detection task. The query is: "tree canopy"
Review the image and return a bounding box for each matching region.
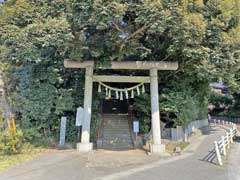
[0,0,239,139]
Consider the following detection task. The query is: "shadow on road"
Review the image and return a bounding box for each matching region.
[233,136,240,143]
[198,126,220,165]
[200,126,240,166]
[199,147,218,165]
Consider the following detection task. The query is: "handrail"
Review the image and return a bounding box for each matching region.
[211,119,237,166]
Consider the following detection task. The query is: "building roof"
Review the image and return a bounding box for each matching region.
[210,82,228,89]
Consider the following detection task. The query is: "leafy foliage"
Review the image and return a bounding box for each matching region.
[133,93,151,133]
[161,84,207,126]
[209,92,233,108]
[0,129,23,154]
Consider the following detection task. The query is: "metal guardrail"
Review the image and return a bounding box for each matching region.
[211,120,237,166]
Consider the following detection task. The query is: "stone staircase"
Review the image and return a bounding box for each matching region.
[98,114,134,150]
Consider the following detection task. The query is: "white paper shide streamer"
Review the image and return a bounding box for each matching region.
[97,80,146,100]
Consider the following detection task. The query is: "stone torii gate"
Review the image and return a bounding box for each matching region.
[64,60,178,154]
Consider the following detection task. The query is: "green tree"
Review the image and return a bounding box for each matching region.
[0,0,239,141]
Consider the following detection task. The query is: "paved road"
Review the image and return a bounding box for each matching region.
[0,126,239,180]
[98,126,232,180]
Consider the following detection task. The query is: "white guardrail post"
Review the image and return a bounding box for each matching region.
[226,131,230,149]
[221,135,226,156]
[230,129,234,143]
[213,120,238,166]
[214,141,223,166]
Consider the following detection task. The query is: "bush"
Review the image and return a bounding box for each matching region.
[161,87,206,127]
[0,129,24,154]
[23,127,42,142]
[133,94,151,133]
[209,92,233,115]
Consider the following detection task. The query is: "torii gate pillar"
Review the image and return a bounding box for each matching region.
[77,66,94,152]
[150,68,165,153]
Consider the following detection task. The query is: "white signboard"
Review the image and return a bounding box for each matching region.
[76,107,84,126]
[133,121,139,133]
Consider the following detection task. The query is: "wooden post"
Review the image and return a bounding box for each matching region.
[214,141,223,166]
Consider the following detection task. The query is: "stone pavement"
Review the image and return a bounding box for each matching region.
[0,125,239,180]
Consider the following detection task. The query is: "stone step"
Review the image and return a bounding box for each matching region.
[100,138,132,143]
[103,132,131,137]
[103,139,132,143]
[98,113,134,150]
[104,121,129,124]
[103,119,129,122]
[102,125,129,131]
[104,123,129,126]
[104,119,129,121]
[103,129,130,132]
[103,128,130,131]
[102,137,132,142]
[103,134,131,140]
[104,120,129,123]
[103,134,132,138]
[103,115,129,117]
[103,136,128,138]
[103,118,129,121]
[104,133,129,136]
[101,143,134,150]
[103,113,128,116]
[103,132,132,136]
[102,141,133,146]
[102,144,133,148]
[103,126,130,130]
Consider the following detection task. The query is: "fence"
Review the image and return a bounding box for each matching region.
[211,120,237,166]
[162,119,209,141]
[211,115,240,124]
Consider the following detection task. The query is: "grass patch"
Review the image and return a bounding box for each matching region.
[166,141,190,154]
[0,143,47,172]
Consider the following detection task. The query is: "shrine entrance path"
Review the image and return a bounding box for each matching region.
[0,126,239,180]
